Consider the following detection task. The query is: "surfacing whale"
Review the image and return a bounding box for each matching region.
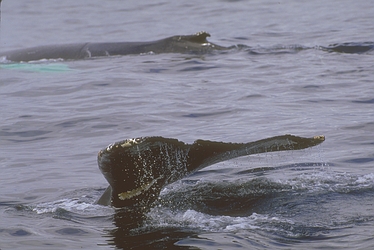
[2,31,372,62]
[1,31,227,62]
[96,134,325,209]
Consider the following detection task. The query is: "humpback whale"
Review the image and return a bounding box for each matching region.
[2,31,372,62]
[96,134,325,209]
[0,31,227,62]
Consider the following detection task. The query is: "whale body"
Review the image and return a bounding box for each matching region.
[2,31,373,62]
[96,134,325,209]
[1,31,227,62]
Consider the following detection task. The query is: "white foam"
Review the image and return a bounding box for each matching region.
[0,56,9,63]
[147,207,293,233]
[355,173,374,185]
[280,171,374,193]
[33,198,113,216]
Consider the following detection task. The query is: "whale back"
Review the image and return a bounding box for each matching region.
[1,43,89,62]
[1,32,227,62]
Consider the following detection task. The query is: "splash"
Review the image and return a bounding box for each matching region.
[146,207,296,234]
[33,198,113,216]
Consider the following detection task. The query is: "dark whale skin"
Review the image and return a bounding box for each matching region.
[96,135,325,209]
[1,31,227,62]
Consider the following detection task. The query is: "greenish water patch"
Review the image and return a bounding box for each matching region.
[1,63,71,72]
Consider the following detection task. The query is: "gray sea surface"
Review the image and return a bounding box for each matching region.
[1,0,374,249]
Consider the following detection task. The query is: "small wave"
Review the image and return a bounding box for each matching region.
[33,198,113,216]
[157,170,374,223]
[245,44,308,55]
[323,42,374,54]
[146,207,293,233]
[282,172,374,194]
[239,42,374,55]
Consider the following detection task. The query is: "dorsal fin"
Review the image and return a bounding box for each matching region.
[184,31,211,43]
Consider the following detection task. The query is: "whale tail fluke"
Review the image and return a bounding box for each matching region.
[186,134,325,172]
[97,134,325,208]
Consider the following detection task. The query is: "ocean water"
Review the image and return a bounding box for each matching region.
[1,0,374,249]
